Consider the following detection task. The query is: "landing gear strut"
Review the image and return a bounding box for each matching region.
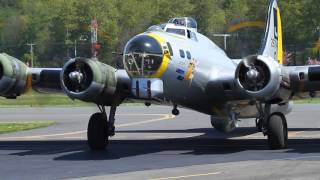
[87,105,117,151]
[257,103,288,150]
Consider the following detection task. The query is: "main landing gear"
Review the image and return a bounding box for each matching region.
[172,104,179,116]
[87,105,117,151]
[256,103,288,150]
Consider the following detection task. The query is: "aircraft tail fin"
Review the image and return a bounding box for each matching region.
[259,0,283,65]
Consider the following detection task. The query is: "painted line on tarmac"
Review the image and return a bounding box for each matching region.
[288,131,304,138]
[0,114,175,140]
[117,114,175,127]
[146,171,221,180]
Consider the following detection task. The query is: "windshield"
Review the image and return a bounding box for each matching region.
[166,28,185,36]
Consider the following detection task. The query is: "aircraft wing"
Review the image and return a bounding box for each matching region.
[282,65,320,98]
[0,54,132,106]
[30,68,62,93]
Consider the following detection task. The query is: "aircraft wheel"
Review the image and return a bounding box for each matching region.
[267,113,288,150]
[87,112,109,151]
[172,108,179,116]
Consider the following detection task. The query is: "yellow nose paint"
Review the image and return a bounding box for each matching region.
[147,33,170,78]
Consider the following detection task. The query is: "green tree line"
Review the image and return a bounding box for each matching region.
[0,0,319,66]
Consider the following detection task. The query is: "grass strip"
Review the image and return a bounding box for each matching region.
[0,121,55,134]
[0,91,90,107]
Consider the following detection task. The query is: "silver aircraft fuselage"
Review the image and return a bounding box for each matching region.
[154,31,238,114]
[123,28,260,119]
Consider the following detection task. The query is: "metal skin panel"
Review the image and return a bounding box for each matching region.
[131,78,163,100]
[146,30,239,116]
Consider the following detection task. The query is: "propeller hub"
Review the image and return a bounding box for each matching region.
[246,68,259,82]
[69,71,83,84]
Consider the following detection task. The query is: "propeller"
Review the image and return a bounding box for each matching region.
[63,59,93,93]
[239,58,269,92]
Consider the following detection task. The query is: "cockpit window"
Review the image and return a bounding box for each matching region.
[169,18,185,26]
[166,28,185,36]
[186,17,197,29]
[168,17,197,30]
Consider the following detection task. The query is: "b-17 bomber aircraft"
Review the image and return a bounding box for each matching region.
[0,0,319,150]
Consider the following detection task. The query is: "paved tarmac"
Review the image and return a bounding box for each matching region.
[1,104,320,179]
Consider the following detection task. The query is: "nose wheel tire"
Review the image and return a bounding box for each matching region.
[172,108,179,116]
[87,113,109,151]
[267,113,288,150]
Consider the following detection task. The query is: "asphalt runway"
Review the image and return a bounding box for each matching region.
[1,105,320,179]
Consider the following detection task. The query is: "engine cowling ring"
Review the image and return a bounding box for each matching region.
[0,53,29,98]
[60,58,117,105]
[235,55,281,100]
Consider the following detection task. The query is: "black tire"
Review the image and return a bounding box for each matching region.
[87,113,109,151]
[267,113,288,150]
[172,108,179,116]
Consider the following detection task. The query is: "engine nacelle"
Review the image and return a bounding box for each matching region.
[235,55,281,100]
[61,58,117,105]
[0,53,29,98]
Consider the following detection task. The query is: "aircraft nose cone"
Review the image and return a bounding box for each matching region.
[124,35,163,55]
[123,34,164,77]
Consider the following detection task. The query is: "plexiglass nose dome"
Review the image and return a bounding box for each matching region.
[123,35,163,77]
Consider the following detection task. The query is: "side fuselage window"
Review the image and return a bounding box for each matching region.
[186,51,191,59]
[179,49,185,58]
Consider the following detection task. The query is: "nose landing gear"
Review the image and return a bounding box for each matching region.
[172,104,179,116]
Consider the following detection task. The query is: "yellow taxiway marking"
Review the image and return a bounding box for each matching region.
[117,114,175,127]
[0,114,175,140]
[146,171,221,180]
[288,131,304,138]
